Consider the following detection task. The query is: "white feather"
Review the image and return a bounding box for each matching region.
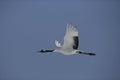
[62,24,78,50]
[55,40,62,48]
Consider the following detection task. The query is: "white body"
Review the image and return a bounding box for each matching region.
[54,48,79,55]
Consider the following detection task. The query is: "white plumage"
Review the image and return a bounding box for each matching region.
[63,24,78,49]
[55,40,62,48]
[38,24,96,56]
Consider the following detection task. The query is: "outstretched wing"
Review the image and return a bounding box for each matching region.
[63,24,79,49]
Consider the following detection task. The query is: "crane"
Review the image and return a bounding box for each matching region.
[38,24,96,56]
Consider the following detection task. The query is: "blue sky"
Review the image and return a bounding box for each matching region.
[0,0,120,80]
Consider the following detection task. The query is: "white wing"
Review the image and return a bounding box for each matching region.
[55,40,62,48]
[62,24,79,49]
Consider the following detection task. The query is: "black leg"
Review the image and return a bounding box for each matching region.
[79,51,96,56]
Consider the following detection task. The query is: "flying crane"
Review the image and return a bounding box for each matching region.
[38,24,96,56]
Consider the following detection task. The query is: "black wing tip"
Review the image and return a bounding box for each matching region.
[73,36,79,49]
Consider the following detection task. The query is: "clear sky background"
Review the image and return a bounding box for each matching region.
[0,0,120,80]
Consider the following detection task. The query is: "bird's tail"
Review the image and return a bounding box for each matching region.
[37,49,54,53]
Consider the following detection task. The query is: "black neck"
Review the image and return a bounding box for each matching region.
[38,49,54,53]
